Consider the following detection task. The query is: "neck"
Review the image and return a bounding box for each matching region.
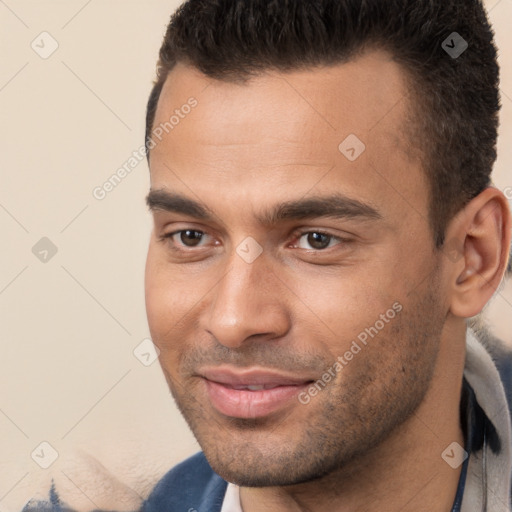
[240,321,467,512]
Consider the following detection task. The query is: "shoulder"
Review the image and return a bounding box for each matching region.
[142,452,228,512]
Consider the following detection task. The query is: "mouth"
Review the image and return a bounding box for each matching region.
[199,367,314,419]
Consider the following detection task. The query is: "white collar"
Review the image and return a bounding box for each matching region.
[220,482,242,512]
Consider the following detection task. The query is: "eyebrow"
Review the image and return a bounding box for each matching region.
[145,189,382,226]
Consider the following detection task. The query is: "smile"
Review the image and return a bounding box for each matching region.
[199,367,314,419]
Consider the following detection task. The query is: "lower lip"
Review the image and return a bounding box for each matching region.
[204,379,308,419]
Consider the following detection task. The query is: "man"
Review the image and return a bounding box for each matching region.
[141,0,512,511]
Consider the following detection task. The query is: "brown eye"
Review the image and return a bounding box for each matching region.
[307,233,330,249]
[176,230,204,247]
[297,232,339,250]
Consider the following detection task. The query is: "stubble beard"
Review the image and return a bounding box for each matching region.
[163,277,444,487]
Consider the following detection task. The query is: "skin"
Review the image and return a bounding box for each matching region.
[144,50,511,512]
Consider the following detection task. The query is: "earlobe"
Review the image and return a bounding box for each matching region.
[448,187,511,318]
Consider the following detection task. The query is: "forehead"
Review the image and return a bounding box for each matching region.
[153,50,413,141]
[149,50,428,224]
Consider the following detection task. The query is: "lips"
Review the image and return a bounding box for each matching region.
[199,367,313,419]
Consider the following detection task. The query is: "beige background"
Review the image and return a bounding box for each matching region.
[0,1,510,510]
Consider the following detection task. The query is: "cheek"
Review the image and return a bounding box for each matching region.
[289,267,399,340]
[145,278,186,363]
[145,283,168,337]
[144,244,211,355]
[144,247,181,343]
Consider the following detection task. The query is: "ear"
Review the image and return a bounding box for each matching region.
[445,187,511,318]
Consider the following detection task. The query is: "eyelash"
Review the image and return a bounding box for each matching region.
[159,228,347,253]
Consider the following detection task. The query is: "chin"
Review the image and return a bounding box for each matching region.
[199,438,338,488]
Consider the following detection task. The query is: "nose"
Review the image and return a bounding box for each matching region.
[201,249,291,349]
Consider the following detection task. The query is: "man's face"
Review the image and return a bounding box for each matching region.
[145,51,450,486]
